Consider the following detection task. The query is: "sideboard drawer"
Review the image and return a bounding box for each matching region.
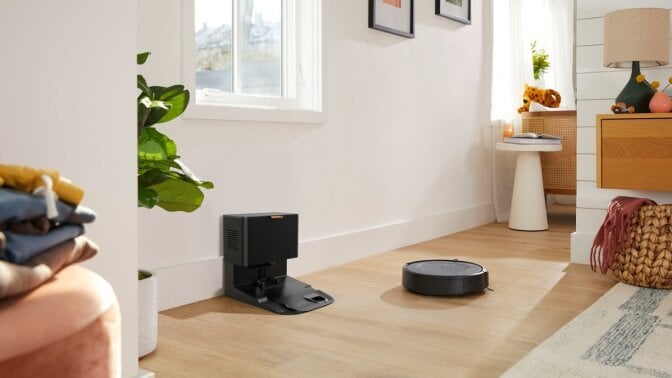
[597,114,672,191]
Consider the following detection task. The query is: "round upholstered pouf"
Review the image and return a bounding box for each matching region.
[0,265,120,377]
[402,259,489,296]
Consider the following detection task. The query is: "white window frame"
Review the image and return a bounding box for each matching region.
[181,0,325,123]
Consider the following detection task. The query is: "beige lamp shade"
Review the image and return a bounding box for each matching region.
[603,8,670,68]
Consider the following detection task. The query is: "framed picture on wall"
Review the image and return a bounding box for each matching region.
[435,0,471,25]
[368,0,415,38]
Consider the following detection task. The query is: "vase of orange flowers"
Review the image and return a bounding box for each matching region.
[636,74,672,113]
[648,76,672,113]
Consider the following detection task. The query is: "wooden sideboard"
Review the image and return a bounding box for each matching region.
[596,113,672,191]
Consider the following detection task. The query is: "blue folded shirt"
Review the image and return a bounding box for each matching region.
[2,224,84,263]
[0,187,95,225]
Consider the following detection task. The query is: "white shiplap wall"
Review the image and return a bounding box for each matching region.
[572,0,672,264]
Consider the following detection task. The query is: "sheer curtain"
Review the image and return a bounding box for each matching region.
[490,0,575,222]
[547,0,576,109]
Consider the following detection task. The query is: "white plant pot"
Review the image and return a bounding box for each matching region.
[138,271,158,358]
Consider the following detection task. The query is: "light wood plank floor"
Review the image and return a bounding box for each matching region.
[140,207,615,377]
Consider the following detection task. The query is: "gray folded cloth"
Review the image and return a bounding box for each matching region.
[1,224,84,263]
[0,187,96,227]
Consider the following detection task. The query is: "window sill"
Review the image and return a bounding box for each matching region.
[183,103,326,124]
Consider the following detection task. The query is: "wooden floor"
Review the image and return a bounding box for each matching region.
[140,206,616,377]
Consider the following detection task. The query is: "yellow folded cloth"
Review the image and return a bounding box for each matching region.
[0,165,85,205]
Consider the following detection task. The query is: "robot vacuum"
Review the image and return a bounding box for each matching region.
[402,259,489,296]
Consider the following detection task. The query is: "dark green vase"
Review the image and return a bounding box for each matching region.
[615,61,655,113]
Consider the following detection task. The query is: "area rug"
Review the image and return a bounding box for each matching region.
[504,283,672,377]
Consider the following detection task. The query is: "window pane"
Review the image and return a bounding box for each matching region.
[239,0,282,96]
[195,0,233,93]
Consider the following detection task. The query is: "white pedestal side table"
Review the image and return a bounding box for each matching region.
[496,142,562,231]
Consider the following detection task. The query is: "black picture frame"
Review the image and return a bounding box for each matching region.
[368,0,415,39]
[435,0,471,25]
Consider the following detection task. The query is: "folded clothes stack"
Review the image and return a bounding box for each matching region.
[0,165,99,299]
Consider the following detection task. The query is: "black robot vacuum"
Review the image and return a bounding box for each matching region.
[402,259,489,296]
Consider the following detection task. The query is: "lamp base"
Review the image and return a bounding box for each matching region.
[615,61,655,113]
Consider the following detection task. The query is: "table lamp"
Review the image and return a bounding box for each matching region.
[603,8,670,113]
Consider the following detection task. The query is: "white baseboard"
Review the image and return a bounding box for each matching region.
[289,203,495,276]
[570,231,595,265]
[152,257,224,311]
[136,368,155,378]
[153,203,494,310]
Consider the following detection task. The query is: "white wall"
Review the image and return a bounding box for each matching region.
[573,1,672,263]
[138,0,495,310]
[0,1,138,376]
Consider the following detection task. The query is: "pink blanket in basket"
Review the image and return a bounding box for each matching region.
[590,196,656,274]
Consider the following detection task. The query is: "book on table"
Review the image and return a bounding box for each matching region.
[504,132,560,145]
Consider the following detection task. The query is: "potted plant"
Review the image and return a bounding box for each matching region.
[136,52,213,357]
[531,40,550,83]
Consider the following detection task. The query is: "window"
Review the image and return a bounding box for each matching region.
[182,0,323,123]
[490,0,575,122]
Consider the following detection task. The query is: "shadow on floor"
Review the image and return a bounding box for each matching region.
[160,296,274,319]
[379,285,487,310]
[547,203,576,227]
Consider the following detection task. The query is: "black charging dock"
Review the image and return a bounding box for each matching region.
[223,213,333,315]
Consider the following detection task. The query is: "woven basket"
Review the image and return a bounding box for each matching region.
[521,110,576,195]
[610,205,672,288]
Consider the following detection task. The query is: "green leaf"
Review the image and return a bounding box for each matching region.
[138,127,178,161]
[158,85,186,100]
[138,99,169,128]
[138,270,152,280]
[148,177,204,212]
[138,159,173,174]
[144,85,190,125]
[137,52,150,65]
[138,169,170,187]
[138,186,158,209]
[173,159,215,189]
[137,75,153,97]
